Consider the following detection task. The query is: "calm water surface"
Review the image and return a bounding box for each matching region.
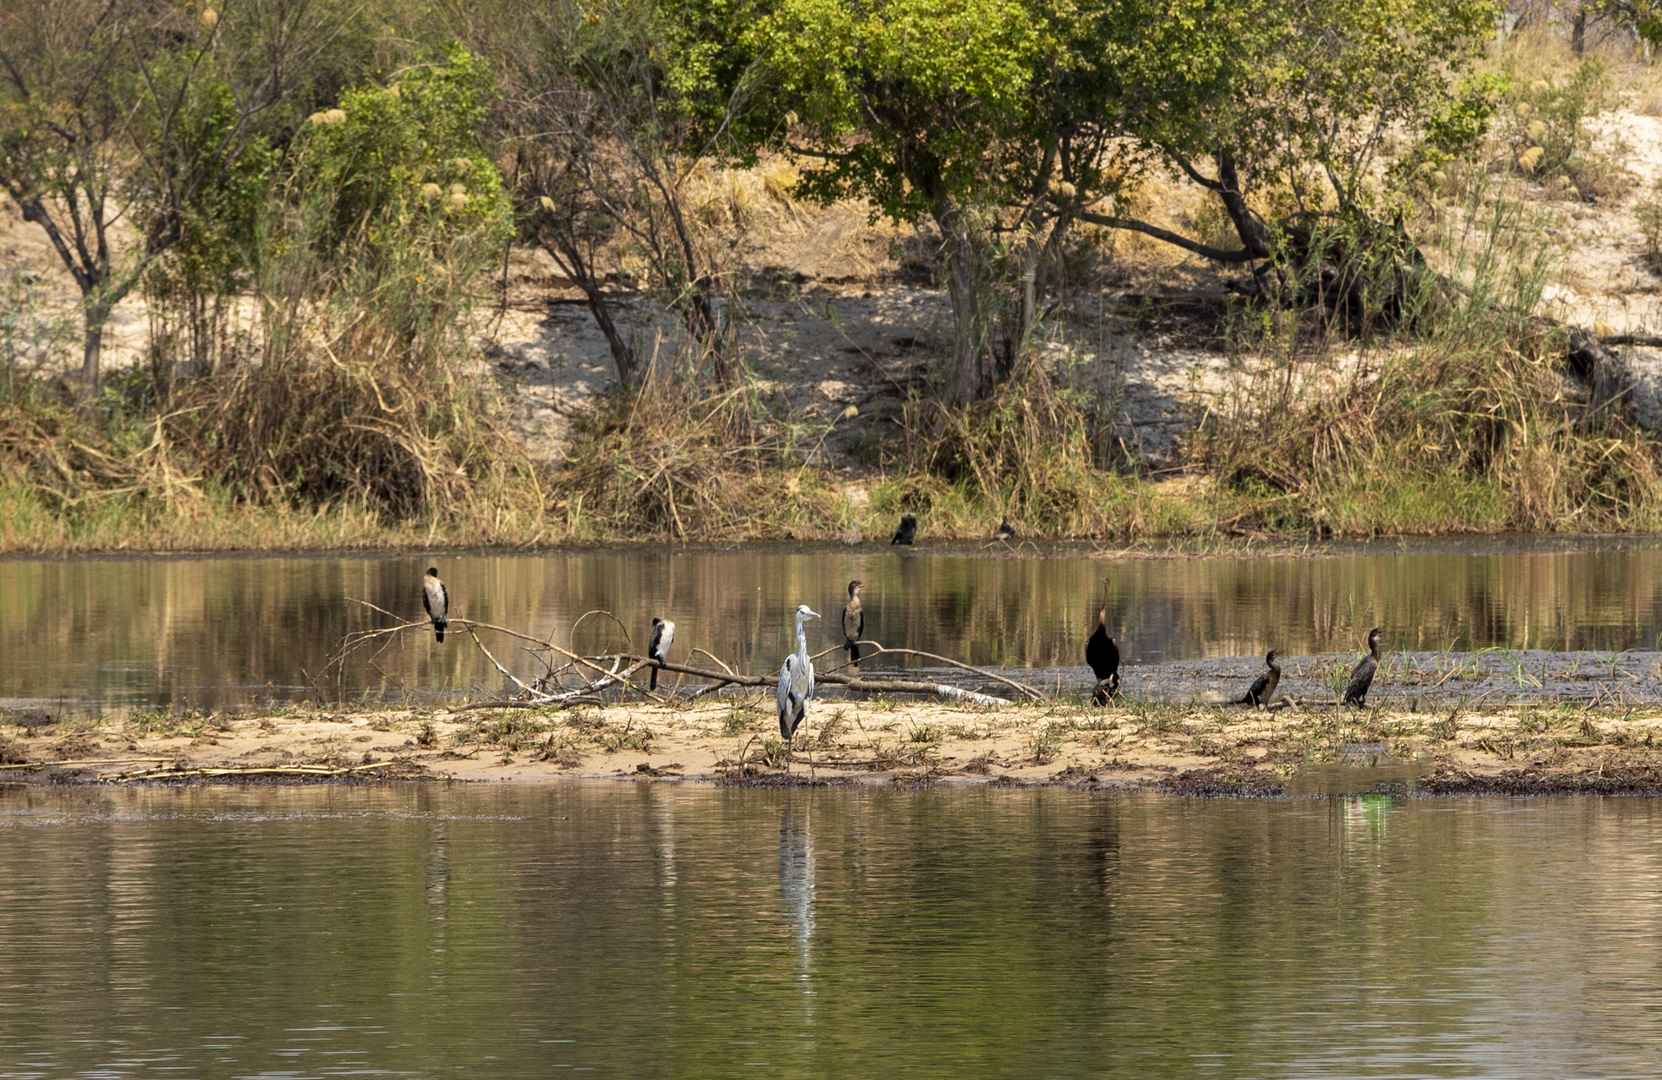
[1,783,1660,1078]
[7,537,1662,708]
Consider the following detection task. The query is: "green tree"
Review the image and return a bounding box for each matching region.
[485,0,764,389]
[0,0,356,393]
[750,0,1064,403]
[1079,0,1498,314]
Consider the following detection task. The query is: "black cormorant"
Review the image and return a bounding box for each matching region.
[890,512,917,545]
[648,616,676,691]
[422,567,449,643]
[841,580,865,667]
[1343,627,1383,707]
[1239,649,1285,707]
[994,518,1016,540]
[1085,578,1120,701]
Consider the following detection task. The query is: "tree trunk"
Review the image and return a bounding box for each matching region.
[81,300,110,394]
[1214,152,1272,259]
[1572,4,1587,53]
[933,198,984,405]
[540,234,638,388]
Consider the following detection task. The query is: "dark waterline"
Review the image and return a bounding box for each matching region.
[7,537,1662,709]
[1,783,1660,1078]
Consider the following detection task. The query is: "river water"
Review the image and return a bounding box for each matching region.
[1,782,1660,1078]
[7,536,1662,710]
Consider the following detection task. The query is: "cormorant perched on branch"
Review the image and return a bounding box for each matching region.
[647,616,675,691]
[422,567,448,643]
[1239,649,1285,707]
[841,580,865,667]
[1085,577,1120,702]
[777,605,821,769]
[890,512,917,545]
[1343,627,1383,707]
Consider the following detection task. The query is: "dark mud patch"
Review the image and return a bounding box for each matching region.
[1016,649,1662,709]
[1152,767,1287,798]
[715,772,859,789]
[1416,765,1662,797]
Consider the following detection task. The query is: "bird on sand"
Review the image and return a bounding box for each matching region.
[1343,627,1384,707]
[890,512,917,545]
[777,604,821,769]
[422,567,449,643]
[1239,649,1285,707]
[841,580,865,668]
[1086,577,1120,703]
[647,616,676,691]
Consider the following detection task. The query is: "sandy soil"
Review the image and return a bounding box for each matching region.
[9,697,1662,795]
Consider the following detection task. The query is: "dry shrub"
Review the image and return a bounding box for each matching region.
[165,270,537,525]
[555,375,837,540]
[1196,311,1662,533]
[0,237,543,543]
[896,366,1111,533]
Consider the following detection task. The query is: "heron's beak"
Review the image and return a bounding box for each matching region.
[806,609,821,619]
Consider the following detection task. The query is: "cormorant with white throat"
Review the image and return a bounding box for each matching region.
[422,568,449,643]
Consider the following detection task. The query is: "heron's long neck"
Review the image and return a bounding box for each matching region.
[795,617,809,657]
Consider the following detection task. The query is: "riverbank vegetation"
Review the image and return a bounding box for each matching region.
[3,0,1662,551]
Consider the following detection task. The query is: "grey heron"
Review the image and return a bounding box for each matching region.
[890,512,916,545]
[422,567,449,643]
[777,604,821,768]
[1085,577,1120,701]
[1343,628,1383,707]
[841,580,865,668]
[648,616,675,691]
[1239,649,1285,707]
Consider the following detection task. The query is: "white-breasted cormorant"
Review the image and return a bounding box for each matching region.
[1085,578,1120,701]
[648,616,675,691]
[994,518,1016,540]
[422,567,449,643]
[890,512,917,545]
[1343,627,1383,707]
[777,605,821,762]
[1239,649,1285,707]
[841,580,865,667]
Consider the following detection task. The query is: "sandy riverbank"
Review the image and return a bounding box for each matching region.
[7,697,1662,796]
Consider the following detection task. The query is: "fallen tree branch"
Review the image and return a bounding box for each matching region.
[615,656,1013,705]
[0,756,173,771]
[840,644,1047,702]
[111,761,418,781]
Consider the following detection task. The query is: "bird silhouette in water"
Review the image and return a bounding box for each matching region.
[1085,577,1120,704]
[890,512,917,545]
[841,580,865,668]
[777,604,821,770]
[1239,649,1285,707]
[994,518,1017,541]
[422,567,449,643]
[647,616,675,691]
[1343,627,1383,707]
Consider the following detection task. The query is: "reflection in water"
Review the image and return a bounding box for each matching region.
[11,538,1662,709]
[0,785,1660,1075]
[779,797,816,1007]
